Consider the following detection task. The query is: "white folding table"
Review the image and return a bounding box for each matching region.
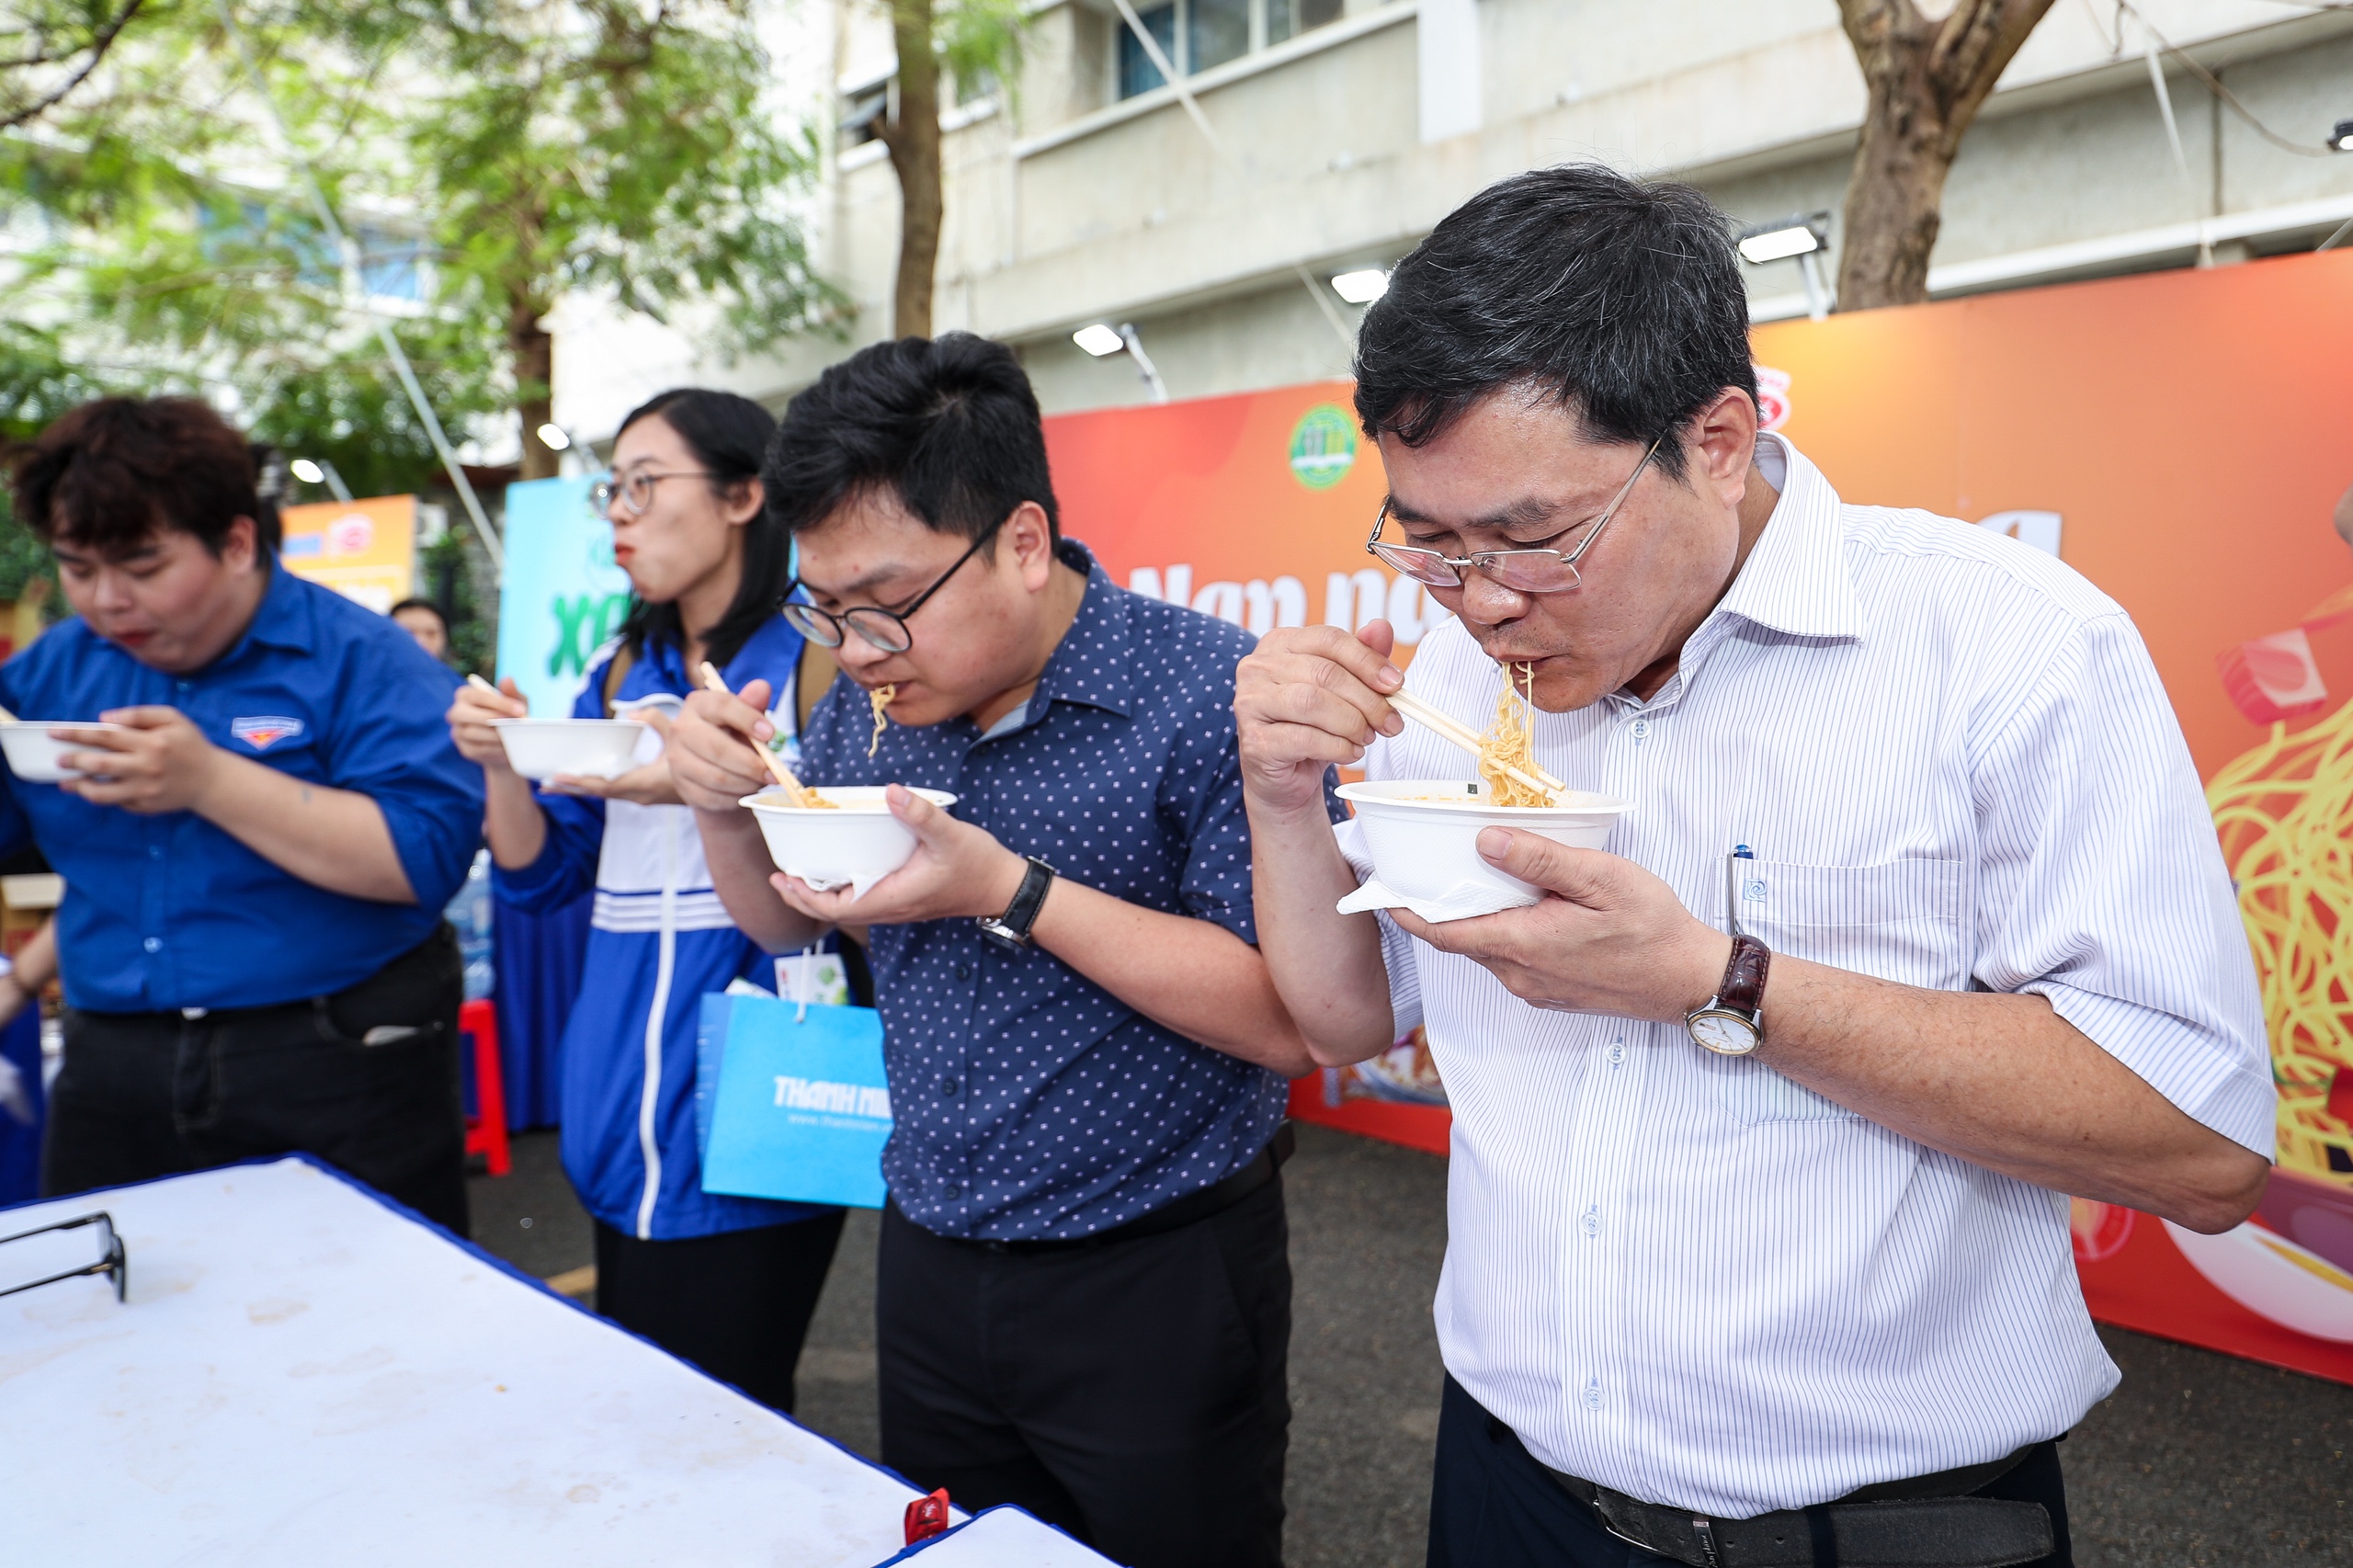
[0,1156,961,1564]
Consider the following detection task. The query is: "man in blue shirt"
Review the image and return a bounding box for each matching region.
[670,335,1328,1568]
[0,398,484,1233]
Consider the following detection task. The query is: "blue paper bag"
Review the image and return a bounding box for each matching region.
[700,992,892,1210]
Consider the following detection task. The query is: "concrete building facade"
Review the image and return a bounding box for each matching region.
[551,0,2353,438]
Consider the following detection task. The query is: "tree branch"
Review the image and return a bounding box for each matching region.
[1,0,149,131]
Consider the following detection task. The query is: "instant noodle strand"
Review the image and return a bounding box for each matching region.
[1478,663,1551,807]
[868,684,895,759]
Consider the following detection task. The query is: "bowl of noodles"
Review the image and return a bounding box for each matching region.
[740,785,959,896]
[1336,662,1630,921]
[1336,779,1631,921]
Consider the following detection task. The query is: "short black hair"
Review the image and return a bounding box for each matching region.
[765,333,1058,551]
[388,597,448,629]
[1353,165,1757,481]
[611,387,783,670]
[6,397,261,559]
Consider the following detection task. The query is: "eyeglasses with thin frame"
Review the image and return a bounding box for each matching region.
[781,510,1012,654]
[591,470,719,519]
[0,1210,125,1303]
[1367,438,1662,594]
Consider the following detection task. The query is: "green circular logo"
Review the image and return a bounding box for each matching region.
[1288,403,1358,490]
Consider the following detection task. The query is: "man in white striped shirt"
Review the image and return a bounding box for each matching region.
[1237,166,2272,1568]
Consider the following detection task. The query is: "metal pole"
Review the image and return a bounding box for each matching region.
[1118,324,1168,403]
[213,0,505,577]
[317,459,355,505]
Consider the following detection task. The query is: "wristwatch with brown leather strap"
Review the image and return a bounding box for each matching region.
[1686,934,1770,1056]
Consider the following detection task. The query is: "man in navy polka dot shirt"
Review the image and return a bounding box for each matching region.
[671,335,1336,1568]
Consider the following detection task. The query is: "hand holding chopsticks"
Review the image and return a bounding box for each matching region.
[697,661,824,808]
[1387,688,1568,803]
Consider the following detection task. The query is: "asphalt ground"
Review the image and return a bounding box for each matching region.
[469,1125,2350,1565]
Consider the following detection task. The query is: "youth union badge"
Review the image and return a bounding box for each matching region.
[230,715,305,751]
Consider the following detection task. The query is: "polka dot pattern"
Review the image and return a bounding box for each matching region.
[799,540,1341,1240]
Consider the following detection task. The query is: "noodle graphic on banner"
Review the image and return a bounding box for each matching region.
[2207,704,2353,1187]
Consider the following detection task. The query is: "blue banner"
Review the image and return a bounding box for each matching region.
[495,475,632,720]
[701,993,892,1210]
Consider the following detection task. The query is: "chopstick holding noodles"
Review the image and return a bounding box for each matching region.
[1388,686,1567,804]
[696,661,830,809]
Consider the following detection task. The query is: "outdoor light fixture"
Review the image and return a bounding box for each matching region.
[1737,211,1836,321]
[1331,268,1389,305]
[2331,118,2353,153]
[536,423,572,451]
[290,456,353,503]
[1074,322,1168,403]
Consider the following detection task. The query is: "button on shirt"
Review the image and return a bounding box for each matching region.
[1338,435,2270,1517]
[0,564,484,1012]
[800,540,1335,1240]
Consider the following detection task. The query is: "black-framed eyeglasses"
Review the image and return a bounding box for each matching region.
[0,1210,126,1303]
[591,470,719,519]
[781,510,1010,654]
[1367,438,1661,594]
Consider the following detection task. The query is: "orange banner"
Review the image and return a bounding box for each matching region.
[1045,247,2353,1381]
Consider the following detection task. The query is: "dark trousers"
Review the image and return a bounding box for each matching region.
[1429,1374,2074,1568]
[41,929,470,1235]
[877,1178,1291,1568]
[593,1210,847,1415]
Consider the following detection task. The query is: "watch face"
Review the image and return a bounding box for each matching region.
[1688,1010,1760,1056]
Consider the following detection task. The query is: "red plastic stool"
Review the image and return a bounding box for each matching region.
[460,998,511,1177]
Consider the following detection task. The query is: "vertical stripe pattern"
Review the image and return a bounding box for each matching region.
[1336,434,2272,1517]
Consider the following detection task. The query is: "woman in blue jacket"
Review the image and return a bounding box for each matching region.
[448,388,842,1411]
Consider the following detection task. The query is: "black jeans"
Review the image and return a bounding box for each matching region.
[877,1177,1291,1568]
[41,928,470,1235]
[593,1210,847,1415]
[1428,1374,2074,1568]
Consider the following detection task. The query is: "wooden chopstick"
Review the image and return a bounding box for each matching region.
[1388,688,1568,803]
[697,661,822,806]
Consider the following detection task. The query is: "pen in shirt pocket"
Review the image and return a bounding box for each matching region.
[1726,844,1754,937]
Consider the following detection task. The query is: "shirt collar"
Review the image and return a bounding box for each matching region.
[1705,432,1865,644]
[1026,539,1133,721]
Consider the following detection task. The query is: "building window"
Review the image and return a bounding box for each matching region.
[841,81,890,148]
[1117,0,1342,99]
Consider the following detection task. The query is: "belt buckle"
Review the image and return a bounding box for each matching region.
[1595,1510,1720,1568]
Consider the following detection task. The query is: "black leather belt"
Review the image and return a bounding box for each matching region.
[950,1121,1294,1256]
[1544,1442,2055,1568]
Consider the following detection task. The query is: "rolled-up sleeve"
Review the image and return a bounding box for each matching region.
[322,660,484,913]
[1970,610,2274,1157]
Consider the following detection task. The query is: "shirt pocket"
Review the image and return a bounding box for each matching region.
[1713,857,1969,1127]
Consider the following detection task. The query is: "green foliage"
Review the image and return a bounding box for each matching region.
[1,0,841,460]
[0,0,147,131]
[934,0,1027,108]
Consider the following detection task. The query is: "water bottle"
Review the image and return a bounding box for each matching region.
[448,848,495,1001]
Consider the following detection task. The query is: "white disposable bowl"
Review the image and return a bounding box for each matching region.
[1336,778,1633,912]
[492,719,645,781]
[0,722,129,783]
[741,786,960,892]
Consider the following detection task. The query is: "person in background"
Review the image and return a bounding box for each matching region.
[0,397,483,1232]
[445,388,844,1414]
[666,335,1320,1568]
[390,597,451,664]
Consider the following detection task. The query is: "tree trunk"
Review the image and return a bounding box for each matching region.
[511,297,559,481]
[1835,0,2058,312]
[876,0,942,340]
